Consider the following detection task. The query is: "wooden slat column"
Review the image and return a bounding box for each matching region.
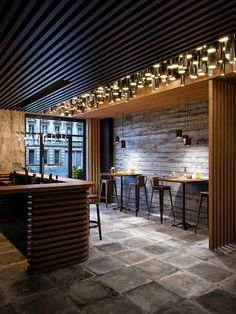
[209,78,236,249]
[27,187,89,273]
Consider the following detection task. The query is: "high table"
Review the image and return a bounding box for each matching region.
[160,177,208,230]
[100,173,140,211]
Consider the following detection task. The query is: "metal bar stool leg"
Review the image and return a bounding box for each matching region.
[126,184,131,208]
[148,189,154,219]
[169,189,175,221]
[144,186,149,213]
[113,180,119,207]
[96,203,102,240]
[159,189,164,224]
[195,193,203,234]
[135,185,140,217]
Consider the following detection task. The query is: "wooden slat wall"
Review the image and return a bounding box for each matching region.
[87,118,100,194]
[209,79,236,249]
[27,187,89,273]
[114,99,209,222]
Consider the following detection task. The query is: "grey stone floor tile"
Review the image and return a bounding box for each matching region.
[87,246,107,260]
[2,275,54,302]
[218,275,236,296]
[181,232,208,243]
[99,266,152,293]
[141,243,174,256]
[105,230,132,239]
[77,295,145,314]
[12,290,77,314]
[114,249,151,265]
[135,258,177,280]
[161,300,209,314]
[147,231,173,242]
[47,264,94,289]
[206,253,236,272]
[120,236,154,248]
[125,227,162,241]
[186,244,222,260]
[124,281,184,313]
[196,288,236,314]
[159,238,192,250]
[160,251,202,269]
[96,242,128,254]
[159,270,212,298]
[84,255,125,275]
[68,278,118,306]
[188,261,233,283]
[0,304,17,314]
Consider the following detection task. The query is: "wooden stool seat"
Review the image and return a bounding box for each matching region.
[88,194,102,240]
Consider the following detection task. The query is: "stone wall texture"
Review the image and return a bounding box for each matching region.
[0,110,25,171]
[114,99,209,223]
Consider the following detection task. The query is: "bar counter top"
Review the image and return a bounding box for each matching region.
[0,171,94,195]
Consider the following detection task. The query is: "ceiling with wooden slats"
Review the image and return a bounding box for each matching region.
[1,0,236,113]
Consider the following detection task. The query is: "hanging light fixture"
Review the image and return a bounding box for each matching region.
[121,140,126,149]
[184,96,191,146]
[115,136,120,143]
[121,113,126,149]
[176,97,182,138]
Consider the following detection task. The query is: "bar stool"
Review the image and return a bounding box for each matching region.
[195,191,209,234]
[99,174,119,207]
[149,177,175,223]
[126,175,149,216]
[88,194,102,240]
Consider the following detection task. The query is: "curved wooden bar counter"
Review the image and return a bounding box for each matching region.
[0,172,94,273]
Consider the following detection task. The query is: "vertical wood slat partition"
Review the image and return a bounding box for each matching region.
[27,187,89,273]
[209,78,236,249]
[88,118,101,194]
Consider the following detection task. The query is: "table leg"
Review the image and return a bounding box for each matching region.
[172,182,194,229]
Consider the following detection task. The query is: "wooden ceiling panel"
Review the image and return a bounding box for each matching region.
[0,0,236,112]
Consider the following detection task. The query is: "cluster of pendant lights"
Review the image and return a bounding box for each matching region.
[46,33,236,118]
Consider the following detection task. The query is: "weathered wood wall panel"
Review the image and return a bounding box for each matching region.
[209,79,236,249]
[114,99,209,223]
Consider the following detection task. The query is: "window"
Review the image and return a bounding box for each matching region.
[42,124,48,133]
[55,126,60,134]
[29,150,34,165]
[78,126,83,135]
[67,126,72,135]
[72,151,82,168]
[29,124,35,133]
[54,150,60,164]
[44,150,48,164]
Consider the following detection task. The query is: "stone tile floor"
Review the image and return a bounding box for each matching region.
[0,205,236,313]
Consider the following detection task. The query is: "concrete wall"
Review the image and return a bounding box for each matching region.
[114,99,209,223]
[0,110,25,170]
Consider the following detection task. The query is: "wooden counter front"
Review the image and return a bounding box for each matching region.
[0,174,94,273]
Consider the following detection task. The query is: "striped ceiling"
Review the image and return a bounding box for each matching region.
[1,0,236,113]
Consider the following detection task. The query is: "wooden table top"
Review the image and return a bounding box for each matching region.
[160,177,208,184]
[101,172,141,177]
